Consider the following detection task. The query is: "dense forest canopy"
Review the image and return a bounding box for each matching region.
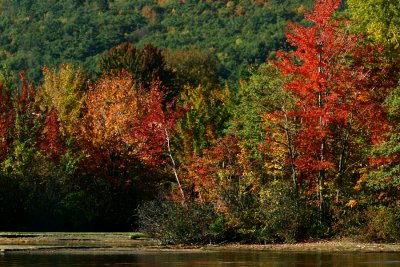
[0,0,314,82]
[0,0,400,245]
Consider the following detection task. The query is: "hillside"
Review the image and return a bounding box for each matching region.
[0,0,314,82]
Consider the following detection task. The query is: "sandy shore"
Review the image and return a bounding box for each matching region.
[1,232,400,254]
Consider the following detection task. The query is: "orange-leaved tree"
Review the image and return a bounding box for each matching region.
[81,71,183,197]
[183,134,258,214]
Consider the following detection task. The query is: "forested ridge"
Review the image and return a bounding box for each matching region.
[0,0,314,83]
[0,0,400,245]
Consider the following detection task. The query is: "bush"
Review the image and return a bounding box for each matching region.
[256,183,311,243]
[332,204,367,239]
[333,205,400,242]
[215,181,316,244]
[362,206,400,242]
[137,182,337,245]
[137,199,217,244]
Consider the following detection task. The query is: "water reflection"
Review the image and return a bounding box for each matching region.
[1,251,400,266]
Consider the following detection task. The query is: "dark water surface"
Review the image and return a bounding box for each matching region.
[1,251,400,267]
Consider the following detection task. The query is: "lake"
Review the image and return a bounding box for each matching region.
[1,250,400,266]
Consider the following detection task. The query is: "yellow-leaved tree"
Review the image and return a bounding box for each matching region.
[348,0,400,58]
[40,64,86,137]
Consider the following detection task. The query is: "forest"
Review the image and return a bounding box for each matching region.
[0,0,400,244]
[0,0,315,84]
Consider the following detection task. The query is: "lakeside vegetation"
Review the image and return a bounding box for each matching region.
[0,0,399,245]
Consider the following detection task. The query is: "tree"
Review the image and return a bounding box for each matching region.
[99,43,176,100]
[183,135,256,213]
[347,0,400,59]
[232,63,298,188]
[0,82,14,161]
[81,71,183,197]
[368,83,400,203]
[164,48,219,89]
[40,64,86,137]
[346,0,400,207]
[275,0,380,207]
[2,72,42,176]
[82,72,143,178]
[175,84,230,159]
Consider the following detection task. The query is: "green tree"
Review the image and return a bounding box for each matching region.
[100,43,173,85]
[175,84,230,159]
[99,43,177,100]
[347,0,400,59]
[164,47,219,89]
[369,83,400,203]
[230,63,296,185]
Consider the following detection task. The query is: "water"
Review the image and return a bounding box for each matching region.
[1,251,400,267]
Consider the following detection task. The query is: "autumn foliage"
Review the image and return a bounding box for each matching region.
[267,0,391,207]
[0,0,399,243]
[85,71,176,162]
[0,83,14,160]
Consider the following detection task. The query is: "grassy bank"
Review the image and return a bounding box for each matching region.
[1,233,400,253]
[0,232,156,253]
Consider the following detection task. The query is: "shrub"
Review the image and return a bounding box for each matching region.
[137,199,217,244]
[218,181,316,244]
[363,206,400,242]
[256,183,311,243]
[333,205,400,242]
[331,204,367,239]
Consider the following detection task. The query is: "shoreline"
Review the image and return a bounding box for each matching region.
[1,233,400,254]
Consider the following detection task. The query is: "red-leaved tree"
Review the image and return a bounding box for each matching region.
[275,0,386,205]
[0,82,14,160]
